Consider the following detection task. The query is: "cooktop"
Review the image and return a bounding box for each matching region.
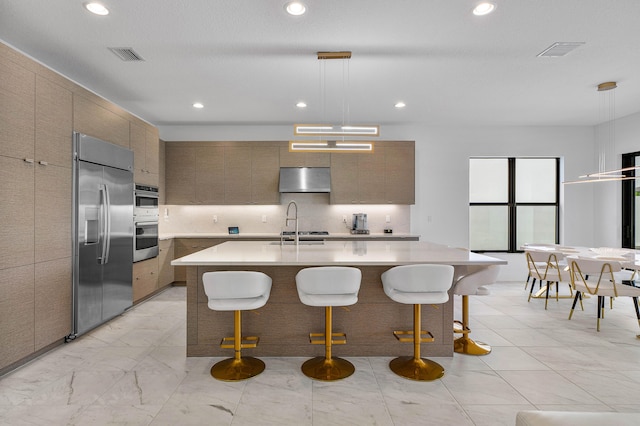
[281,231,329,236]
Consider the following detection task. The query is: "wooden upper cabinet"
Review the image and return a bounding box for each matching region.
[73,95,129,148]
[163,141,412,205]
[330,154,359,204]
[251,146,280,204]
[145,128,159,175]
[385,143,415,204]
[358,147,386,204]
[330,142,415,204]
[330,151,386,204]
[130,122,146,175]
[165,144,196,204]
[195,145,225,204]
[224,146,252,204]
[130,122,159,186]
[35,76,72,168]
[0,59,35,160]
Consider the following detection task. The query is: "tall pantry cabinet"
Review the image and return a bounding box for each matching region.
[0,42,161,374]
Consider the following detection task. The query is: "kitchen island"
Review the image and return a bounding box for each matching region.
[172,240,506,357]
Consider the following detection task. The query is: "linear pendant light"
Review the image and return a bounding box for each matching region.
[563,82,640,184]
[293,124,379,137]
[289,140,374,153]
[292,51,379,148]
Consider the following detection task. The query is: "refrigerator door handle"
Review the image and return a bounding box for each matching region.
[98,184,112,264]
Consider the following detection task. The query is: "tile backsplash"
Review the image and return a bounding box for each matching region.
[160,193,410,235]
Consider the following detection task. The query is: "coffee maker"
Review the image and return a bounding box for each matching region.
[351,213,369,234]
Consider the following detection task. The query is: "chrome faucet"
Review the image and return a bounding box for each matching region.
[285,200,299,245]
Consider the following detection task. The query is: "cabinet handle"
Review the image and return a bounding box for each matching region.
[38,160,48,166]
[24,158,35,164]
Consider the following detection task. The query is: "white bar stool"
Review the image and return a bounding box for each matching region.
[452,265,500,355]
[381,264,454,381]
[202,271,272,381]
[295,266,362,381]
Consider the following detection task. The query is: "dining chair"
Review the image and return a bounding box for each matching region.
[525,249,572,309]
[568,256,640,332]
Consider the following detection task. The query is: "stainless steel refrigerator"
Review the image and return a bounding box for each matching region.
[71,132,134,337]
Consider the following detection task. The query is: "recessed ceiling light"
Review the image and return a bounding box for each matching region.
[84,2,109,16]
[193,103,204,109]
[395,102,406,108]
[296,101,307,108]
[285,2,306,16]
[473,2,496,16]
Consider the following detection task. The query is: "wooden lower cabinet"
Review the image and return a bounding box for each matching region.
[158,239,174,287]
[34,257,71,351]
[133,257,159,303]
[0,265,35,368]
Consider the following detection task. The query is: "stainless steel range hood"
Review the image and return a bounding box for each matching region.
[278,167,331,193]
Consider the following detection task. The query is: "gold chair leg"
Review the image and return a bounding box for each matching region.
[389,304,445,381]
[211,310,265,381]
[301,306,355,381]
[454,295,491,356]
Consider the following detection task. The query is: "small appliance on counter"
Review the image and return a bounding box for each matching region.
[351,213,369,235]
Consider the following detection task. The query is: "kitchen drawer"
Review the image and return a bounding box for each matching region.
[133,257,159,302]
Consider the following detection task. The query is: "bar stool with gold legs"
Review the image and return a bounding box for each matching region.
[295,266,362,381]
[452,265,500,356]
[381,264,454,381]
[202,271,272,381]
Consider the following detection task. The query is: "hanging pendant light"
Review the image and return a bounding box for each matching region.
[291,51,377,152]
[563,82,640,184]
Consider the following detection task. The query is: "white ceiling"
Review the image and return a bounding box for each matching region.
[2,0,640,128]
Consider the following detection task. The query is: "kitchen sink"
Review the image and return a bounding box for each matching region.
[270,240,325,246]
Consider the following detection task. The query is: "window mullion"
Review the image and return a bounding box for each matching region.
[508,158,517,252]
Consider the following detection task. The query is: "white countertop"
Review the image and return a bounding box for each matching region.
[160,232,419,241]
[171,240,507,267]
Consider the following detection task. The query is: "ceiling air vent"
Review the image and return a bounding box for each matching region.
[537,42,585,57]
[108,47,145,62]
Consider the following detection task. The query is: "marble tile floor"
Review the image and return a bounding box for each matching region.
[1,282,640,426]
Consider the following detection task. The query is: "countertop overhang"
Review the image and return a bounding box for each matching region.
[160,232,419,241]
[171,240,506,267]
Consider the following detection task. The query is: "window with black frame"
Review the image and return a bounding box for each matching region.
[469,157,559,252]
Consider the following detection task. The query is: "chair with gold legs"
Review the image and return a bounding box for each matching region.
[202,271,272,381]
[295,266,362,381]
[525,249,571,309]
[452,264,500,355]
[381,264,454,381]
[568,256,640,332]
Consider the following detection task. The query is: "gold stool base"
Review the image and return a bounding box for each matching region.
[301,356,355,381]
[454,336,491,356]
[210,357,265,381]
[389,356,445,381]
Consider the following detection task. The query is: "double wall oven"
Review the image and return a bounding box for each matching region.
[134,184,159,262]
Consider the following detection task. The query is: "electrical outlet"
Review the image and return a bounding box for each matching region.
[385,215,391,223]
[261,215,267,223]
[213,215,218,223]
[342,215,347,223]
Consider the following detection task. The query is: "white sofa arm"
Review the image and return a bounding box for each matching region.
[516,410,640,426]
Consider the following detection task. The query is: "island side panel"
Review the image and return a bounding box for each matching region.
[186,264,454,357]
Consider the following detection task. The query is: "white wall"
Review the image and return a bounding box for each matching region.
[592,111,640,247]
[159,123,598,281]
